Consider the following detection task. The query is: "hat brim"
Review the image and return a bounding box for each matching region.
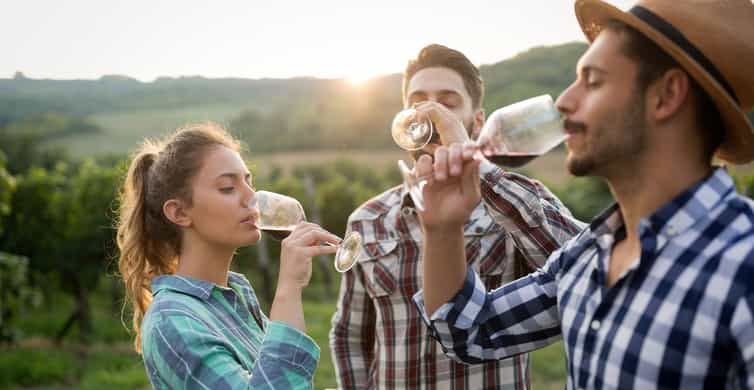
[575,0,754,164]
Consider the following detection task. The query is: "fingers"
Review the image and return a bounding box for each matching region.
[416,154,434,178]
[413,101,470,145]
[433,147,449,181]
[286,222,341,246]
[449,143,463,176]
[432,142,478,181]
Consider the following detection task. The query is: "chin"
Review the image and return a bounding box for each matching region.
[236,230,261,247]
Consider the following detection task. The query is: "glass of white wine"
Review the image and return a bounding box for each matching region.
[251,190,362,273]
[394,94,565,211]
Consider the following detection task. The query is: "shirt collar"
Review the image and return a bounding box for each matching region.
[586,167,734,240]
[151,271,248,301]
[644,167,734,238]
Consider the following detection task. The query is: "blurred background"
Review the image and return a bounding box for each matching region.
[1,1,752,389]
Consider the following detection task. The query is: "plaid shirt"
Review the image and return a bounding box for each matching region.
[141,272,319,389]
[415,168,754,389]
[330,161,584,389]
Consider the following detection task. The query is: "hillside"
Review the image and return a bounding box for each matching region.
[3,42,751,158]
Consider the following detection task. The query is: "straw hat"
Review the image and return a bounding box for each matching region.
[574,0,754,164]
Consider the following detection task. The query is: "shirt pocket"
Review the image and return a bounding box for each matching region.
[463,215,511,286]
[360,239,400,298]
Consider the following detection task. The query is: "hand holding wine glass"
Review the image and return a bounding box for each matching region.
[394,94,564,211]
[252,190,363,273]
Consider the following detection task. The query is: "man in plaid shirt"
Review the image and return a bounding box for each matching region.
[414,1,754,389]
[329,44,584,389]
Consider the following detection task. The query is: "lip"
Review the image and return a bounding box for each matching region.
[240,216,258,228]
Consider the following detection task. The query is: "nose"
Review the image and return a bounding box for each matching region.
[243,184,256,209]
[555,81,578,116]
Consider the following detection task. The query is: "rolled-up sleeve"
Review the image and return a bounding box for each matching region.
[413,249,565,365]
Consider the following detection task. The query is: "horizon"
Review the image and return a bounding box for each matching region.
[3,41,586,83]
[4,0,635,83]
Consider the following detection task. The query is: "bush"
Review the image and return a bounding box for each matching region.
[0,252,40,343]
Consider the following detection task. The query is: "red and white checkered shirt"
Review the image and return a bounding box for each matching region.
[330,161,585,389]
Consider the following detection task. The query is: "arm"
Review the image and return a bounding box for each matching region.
[415,143,564,363]
[143,316,319,389]
[414,253,563,364]
[272,222,340,331]
[478,160,586,268]
[329,225,376,389]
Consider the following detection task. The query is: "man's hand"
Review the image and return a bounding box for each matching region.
[414,101,470,145]
[416,142,481,231]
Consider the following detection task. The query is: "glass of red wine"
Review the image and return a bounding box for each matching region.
[395,94,564,211]
[252,190,362,273]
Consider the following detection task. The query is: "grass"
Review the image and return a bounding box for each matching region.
[2,278,568,389]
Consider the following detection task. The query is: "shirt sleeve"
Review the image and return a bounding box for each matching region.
[329,224,376,389]
[478,160,586,269]
[413,248,566,365]
[142,315,319,389]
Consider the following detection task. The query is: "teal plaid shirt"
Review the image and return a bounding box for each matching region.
[140,272,320,389]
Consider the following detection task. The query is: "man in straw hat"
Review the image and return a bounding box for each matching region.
[410,0,754,388]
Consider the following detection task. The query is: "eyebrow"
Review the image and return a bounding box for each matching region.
[408,89,461,100]
[216,172,252,181]
[578,65,607,77]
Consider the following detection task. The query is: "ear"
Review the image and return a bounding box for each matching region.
[163,199,192,228]
[649,68,690,122]
[470,108,485,139]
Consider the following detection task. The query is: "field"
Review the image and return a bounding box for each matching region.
[1,279,568,389]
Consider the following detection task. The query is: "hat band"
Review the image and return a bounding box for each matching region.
[630,5,739,104]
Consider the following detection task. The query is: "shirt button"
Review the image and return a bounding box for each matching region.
[591,320,601,331]
[666,225,678,235]
[475,226,483,234]
[401,207,414,217]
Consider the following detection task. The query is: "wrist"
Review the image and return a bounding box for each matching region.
[421,222,465,236]
[274,283,303,300]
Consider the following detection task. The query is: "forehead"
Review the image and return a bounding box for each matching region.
[197,146,247,179]
[578,28,637,74]
[406,67,470,99]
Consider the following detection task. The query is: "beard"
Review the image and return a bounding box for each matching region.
[409,117,476,161]
[567,90,647,177]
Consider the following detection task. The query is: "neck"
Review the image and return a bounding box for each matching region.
[605,150,712,240]
[175,234,236,287]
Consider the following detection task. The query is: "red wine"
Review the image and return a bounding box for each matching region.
[486,152,540,168]
[261,228,293,240]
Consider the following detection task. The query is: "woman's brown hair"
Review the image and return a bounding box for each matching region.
[116,122,240,352]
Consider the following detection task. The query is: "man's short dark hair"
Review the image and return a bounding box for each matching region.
[605,19,724,159]
[403,44,484,110]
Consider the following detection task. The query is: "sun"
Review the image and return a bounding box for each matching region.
[346,73,373,87]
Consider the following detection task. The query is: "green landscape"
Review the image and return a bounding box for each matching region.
[1,42,753,389]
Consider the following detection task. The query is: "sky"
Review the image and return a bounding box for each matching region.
[2,0,636,83]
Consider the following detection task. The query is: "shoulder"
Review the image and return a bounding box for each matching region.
[347,185,402,225]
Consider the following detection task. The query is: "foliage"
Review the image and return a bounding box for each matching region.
[551,176,614,222]
[0,252,40,343]
[0,151,14,235]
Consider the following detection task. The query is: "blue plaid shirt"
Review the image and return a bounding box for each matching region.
[141,272,319,389]
[415,168,754,389]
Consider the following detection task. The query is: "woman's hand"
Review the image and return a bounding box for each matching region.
[277,222,340,293]
[270,222,340,332]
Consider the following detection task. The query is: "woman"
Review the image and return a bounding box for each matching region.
[117,123,339,389]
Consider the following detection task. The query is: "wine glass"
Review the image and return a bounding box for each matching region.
[391,108,435,151]
[252,190,362,273]
[396,94,565,211]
